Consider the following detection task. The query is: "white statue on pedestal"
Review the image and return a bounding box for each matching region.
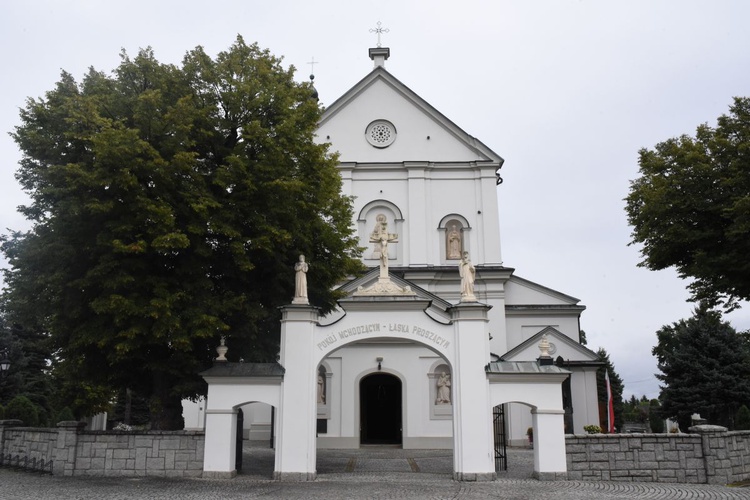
[459,251,477,302]
[292,255,309,305]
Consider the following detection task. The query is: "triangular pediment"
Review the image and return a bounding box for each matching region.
[504,275,583,306]
[320,268,453,325]
[501,327,600,363]
[317,67,504,165]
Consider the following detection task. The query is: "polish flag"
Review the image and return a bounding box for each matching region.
[605,370,615,433]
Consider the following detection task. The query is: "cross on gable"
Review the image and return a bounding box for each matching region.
[369,21,389,48]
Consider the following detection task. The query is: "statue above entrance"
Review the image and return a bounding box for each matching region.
[354,214,415,297]
[369,214,398,279]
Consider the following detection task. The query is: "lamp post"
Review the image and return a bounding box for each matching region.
[0,348,10,377]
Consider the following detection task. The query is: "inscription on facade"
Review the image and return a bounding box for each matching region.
[316,322,450,351]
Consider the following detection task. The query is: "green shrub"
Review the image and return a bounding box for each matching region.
[649,399,665,433]
[5,395,40,427]
[583,424,602,434]
[55,407,75,423]
[736,405,750,430]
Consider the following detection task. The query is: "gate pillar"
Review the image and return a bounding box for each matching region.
[532,409,567,480]
[450,302,496,481]
[274,304,319,480]
[203,409,238,478]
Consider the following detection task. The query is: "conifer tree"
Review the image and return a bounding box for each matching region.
[652,306,750,430]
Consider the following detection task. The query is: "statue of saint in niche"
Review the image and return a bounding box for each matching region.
[436,372,451,404]
[317,375,326,404]
[447,224,462,260]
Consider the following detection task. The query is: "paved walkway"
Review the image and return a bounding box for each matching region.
[1,444,748,499]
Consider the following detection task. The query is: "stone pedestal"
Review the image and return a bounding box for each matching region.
[274,305,319,481]
[450,302,496,481]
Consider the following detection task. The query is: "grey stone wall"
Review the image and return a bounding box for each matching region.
[0,421,57,472]
[1,420,205,477]
[566,426,750,485]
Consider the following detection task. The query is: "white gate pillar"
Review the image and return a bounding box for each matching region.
[274,304,319,480]
[532,409,567,480]
[203,409,238,478]
[450,302,496,481]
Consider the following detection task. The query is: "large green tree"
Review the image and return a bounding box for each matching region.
[625,97,750,311]
[652,306,750,430]
[2,36,362,429]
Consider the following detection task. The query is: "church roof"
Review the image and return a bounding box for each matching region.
[485,361,569,375]
[318,59,504,166]
[200,362,285,378]
[338,268,453,310]
[501,326,600,363]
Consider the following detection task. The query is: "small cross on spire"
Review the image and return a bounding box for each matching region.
[369,21,389,48]
[307,56,319,78]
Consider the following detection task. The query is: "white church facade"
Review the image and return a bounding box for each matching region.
[188,46,603,480]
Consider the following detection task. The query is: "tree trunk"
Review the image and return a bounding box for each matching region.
[150,373,184,430]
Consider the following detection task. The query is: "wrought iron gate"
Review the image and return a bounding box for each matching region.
[235,408,244,471]
[493,404,507,471]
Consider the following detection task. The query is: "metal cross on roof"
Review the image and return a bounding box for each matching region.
[307,56,319,77]
[369,21,389,48]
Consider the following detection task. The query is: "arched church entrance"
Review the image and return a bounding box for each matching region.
[359,373,402,445]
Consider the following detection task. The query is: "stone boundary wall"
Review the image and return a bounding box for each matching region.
[1,420,205,477]
[0,421,57,471]
[566,426,750,485]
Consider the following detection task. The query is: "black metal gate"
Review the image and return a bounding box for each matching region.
[493,404,507,471]
[235,408,244,471]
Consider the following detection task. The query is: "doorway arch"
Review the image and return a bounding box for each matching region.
[359,372,402,445]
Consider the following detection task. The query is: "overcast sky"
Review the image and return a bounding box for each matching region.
[2,0,749,400]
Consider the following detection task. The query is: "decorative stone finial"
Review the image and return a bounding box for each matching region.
[539,334,551,358]
[216,336,228,361]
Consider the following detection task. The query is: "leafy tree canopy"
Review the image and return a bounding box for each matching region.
[625,97,750,311]
[652,306,750,430]
[2,36,362,429]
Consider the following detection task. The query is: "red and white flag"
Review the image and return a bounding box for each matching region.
[605,370,615,433]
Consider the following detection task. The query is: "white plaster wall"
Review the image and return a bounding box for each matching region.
[570,367,601,433]
[505,315,581,352]
[349,169,499,268]
[317,79,483,163]
[182,397,206,430]
[317,342,453,449]
[239,402,273,440]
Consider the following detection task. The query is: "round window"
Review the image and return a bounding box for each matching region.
[365,120,397,148]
